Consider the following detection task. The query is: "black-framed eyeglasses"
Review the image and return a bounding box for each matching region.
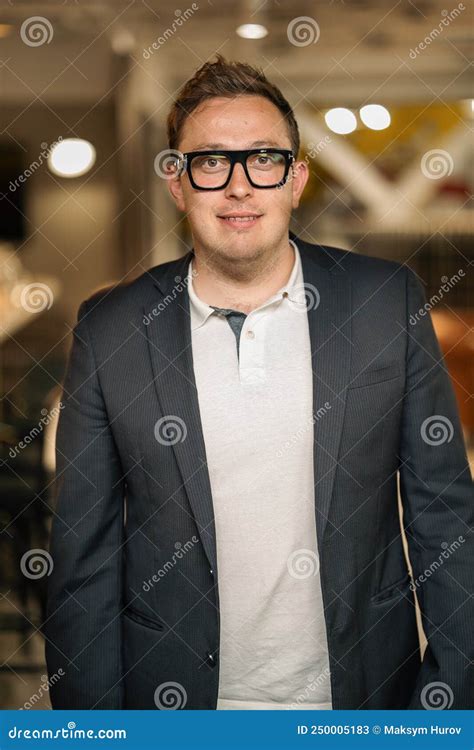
[174,148,295,190]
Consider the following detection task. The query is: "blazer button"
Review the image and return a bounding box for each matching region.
[207,652,216,667]
[209,568,214,577]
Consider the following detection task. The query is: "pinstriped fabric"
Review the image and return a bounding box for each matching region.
[44,234,473,710]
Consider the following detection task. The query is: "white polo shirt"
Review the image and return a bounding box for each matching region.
[187,240,333,710]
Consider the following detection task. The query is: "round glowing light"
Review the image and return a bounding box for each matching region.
[324,108,357,135]
[0,24,14,39]
[236,23,268,39]
[360,104,391,130]
[48,138,96,178]
[462,99,474,119]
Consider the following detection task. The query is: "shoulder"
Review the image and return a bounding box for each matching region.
[75,255,185,329]
[297,235,405,277]
[295,235,411,298]
[294,236,416,324]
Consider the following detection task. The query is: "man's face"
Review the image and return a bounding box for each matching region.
[167,95,308,264]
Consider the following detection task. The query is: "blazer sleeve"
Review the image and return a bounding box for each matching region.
[44,299,125,708]
[398,266,474,709]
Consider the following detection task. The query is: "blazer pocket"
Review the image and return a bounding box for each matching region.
[347,364,402,390]
[123,604,165,631]
[371,573,411,604]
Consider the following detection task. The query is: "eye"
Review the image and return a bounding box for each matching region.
[249,152,283,170]
[193,155,228,172]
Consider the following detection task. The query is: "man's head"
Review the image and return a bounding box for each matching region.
[166,55,308,270]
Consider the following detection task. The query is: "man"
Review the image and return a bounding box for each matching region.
[45,55,473,710]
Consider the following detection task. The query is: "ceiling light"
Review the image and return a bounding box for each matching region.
[236,24,268,39]
[360,104,391,130]
[0,24,13,38]
[324,108,357,135]
[48,139,96,178]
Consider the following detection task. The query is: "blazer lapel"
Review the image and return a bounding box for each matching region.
[143,251,218,576]
[298,239,352,551]
[143,237,353,574]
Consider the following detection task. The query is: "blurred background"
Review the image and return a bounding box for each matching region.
[0,0,472,709]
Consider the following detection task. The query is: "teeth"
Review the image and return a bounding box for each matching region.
[223,216,258,222]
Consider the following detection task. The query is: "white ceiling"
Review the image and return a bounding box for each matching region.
[0,0,471,106]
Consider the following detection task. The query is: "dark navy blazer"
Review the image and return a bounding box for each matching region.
[45,233,474,709]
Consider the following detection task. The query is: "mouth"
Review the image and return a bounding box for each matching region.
[217,213,262,229]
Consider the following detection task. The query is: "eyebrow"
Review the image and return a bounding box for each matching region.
[188,140,287,150]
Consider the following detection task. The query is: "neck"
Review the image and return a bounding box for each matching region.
[191,239,295,314]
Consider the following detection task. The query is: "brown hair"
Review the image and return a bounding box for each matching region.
[167,54,300,157]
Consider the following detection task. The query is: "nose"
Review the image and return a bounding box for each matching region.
[224,161,253,199]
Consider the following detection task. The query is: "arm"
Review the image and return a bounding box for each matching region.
[399,267,474,709]
[44,299,125,708]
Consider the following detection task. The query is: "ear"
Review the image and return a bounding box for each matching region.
[167,174,186,212]
[290,160,309,209]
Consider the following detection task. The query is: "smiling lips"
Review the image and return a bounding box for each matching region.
[218,213,262,227]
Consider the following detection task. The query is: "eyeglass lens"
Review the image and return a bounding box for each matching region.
[190,152,287,188]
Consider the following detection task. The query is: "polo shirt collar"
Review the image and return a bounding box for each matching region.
[188,238,302,332]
